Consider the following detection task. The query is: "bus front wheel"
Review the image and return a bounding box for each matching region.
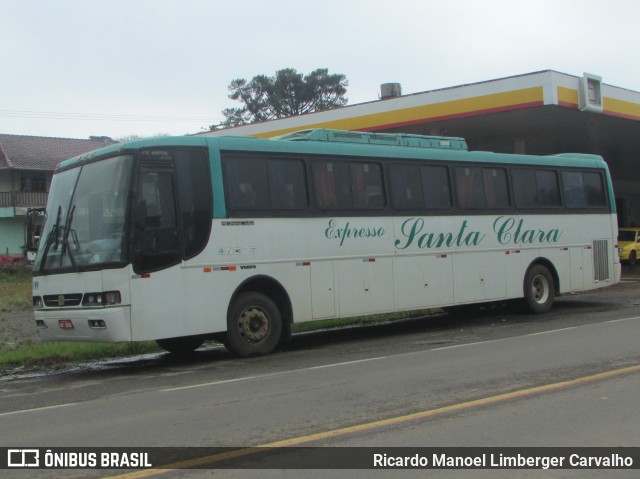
[226,292,282,357]
[523,264,555,314]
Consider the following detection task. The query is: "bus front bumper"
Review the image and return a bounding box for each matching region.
[34,306,132,342]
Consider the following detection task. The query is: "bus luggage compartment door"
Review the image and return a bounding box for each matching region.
[310,260,336,319]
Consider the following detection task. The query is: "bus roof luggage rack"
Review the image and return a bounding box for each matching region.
[277,129,468,150]
[550,153,604,161]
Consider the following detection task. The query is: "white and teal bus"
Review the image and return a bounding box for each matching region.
[32,129,620,356]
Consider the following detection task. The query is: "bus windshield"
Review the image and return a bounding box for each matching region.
[35,155,134,273]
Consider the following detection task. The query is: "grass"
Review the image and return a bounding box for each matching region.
[0,341,161,370]
[1,309,428,372]
[0,270,33,311]
[0,270,161,371]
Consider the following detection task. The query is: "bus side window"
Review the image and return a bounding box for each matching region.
[562,170,606,208]
[483,168,509,208]
[224,157,269,209]
[583,172,606,207]
[535,170,561,206]
[422,165,451,209]
[562,171,586,207]
[390,164,451,210]
[513,169,561,208]
[455,167,484,209]
[268,159,308,210]
[389,164,423,209]
[350,162,384,208]
[313,161,352,209]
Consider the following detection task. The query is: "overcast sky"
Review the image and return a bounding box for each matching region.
[1,0,639,140]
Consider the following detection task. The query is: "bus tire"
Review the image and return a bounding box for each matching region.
[629,250,637,266]
[226,292,282,357]
[523,264,555,314]
[156,335,205,354]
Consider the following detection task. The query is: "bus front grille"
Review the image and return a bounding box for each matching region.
[43,293,83,307]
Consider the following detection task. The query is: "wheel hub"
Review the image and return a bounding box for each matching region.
[532,274,549,303]
[239,307,269,342]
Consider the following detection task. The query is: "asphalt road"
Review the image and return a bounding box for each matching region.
[1,267,639,478]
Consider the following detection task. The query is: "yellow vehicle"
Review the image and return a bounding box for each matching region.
[618,228,640,265]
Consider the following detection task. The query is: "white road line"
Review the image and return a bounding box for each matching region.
[523,326,578,337]
[605,315,640,323]
[428,327,581,351]
[160,356,388,393]
[0,402,77,417]
[307,356,389,370]
[433,316,640,351]
[161,315,640,393]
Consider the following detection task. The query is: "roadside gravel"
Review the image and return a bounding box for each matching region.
[0,310,40,349]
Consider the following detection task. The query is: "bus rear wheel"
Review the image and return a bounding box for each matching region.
[156,335,205,354]
[225,292,282,357]
[523,264,555,314]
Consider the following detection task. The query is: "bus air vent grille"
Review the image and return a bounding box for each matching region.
[592,239,610,282]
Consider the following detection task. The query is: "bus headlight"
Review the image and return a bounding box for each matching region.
[82,291,122,306]
[104,291,121,305]
[33,296,43,309]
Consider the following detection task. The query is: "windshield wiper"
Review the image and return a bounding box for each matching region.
[38,205,62,273]
[61,205,78,271]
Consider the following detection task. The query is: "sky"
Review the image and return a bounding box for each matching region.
[1,0,639,140]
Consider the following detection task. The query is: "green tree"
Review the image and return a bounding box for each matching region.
[218,68,348,128]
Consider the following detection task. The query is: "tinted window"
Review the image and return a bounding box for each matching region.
[390,164,451,210]
[313,160,384,209]
[313,161,351,208]
[133,149,211,273]
[536,170,561,206]
[175,150,212,258]
[350,162,384,208]
[224,158,269,209]
[422,165,451,208]
[455,167,509,209]
[512,169,560,208]
[562,171,606,208]
[134,170,180,272]
[583,171,607,207]
[268,159,308,210]
[455,167,485,208]
[482,168,509,208]
[224,156,308,212]
[390,164,423,209]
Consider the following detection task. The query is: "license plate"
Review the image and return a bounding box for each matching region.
[58,319,74,329]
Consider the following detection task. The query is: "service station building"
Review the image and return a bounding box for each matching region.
[203,70,640,227]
